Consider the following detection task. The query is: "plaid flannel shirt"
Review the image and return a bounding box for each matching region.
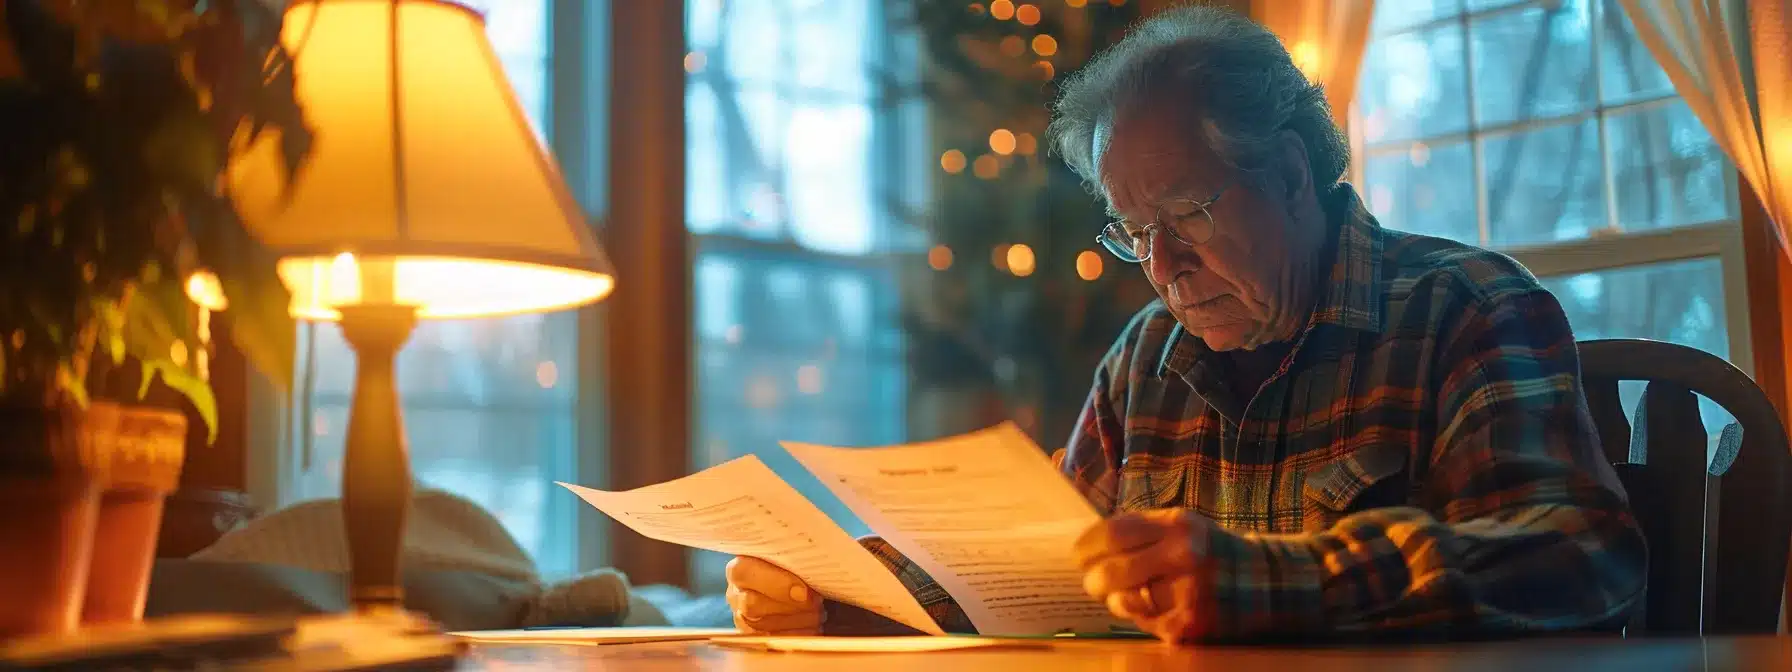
[831,185,1646,638]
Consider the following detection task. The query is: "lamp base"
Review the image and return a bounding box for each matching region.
[334,304,420,613]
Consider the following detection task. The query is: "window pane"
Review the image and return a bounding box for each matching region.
[786,103,876,255]
[1363,140,1478,243]
[459,0,548,61]
[684,85,790,239]
[1597,0,1676,105]
[1372,0,1463,35]
[688,247,905,594]
[1358,22,1472,144]
[685,83,731,231]
[790,0,871,96]
[717,0,786,86]
[1468,0,1595,126]
[291,312,582,578]
[1606,100,1734,231]
[1539,258,1736,460]
[1482,119,1605,247]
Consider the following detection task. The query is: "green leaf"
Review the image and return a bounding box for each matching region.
[122,276,198,357]
[189,197,293,392]
[94,297,126,365]
[139,357,216,442]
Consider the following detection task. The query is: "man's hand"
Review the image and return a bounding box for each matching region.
[1072,508,1223,644]
[724,556,824,635]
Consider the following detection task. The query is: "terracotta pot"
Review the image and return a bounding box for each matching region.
[0,401,185,639]
[80,402,186,625]
[0,477,101,638]
[0,403,107,639]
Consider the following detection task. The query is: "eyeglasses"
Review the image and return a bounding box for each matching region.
[1097,185,1228,263]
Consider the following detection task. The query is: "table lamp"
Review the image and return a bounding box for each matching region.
[224,0,615,611]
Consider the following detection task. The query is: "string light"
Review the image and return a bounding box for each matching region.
[1007,244,1036,277]
[940,149,968,174]
[683,52,706,73]
[1016,3,1041,25]
[1076,250,1104,281]
[991,243,1011,271]
[969,2,986,15]
[1034,60,1055,80]
[928,245,955,270]
[1066,0,1087,7]
[989,128,1017,155]
[1032,34,1058,56]
[973,154,1000,179]
[536,361,558,388]
[990,0,1015,19]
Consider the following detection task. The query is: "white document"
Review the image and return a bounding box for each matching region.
[709,635,1050,654]
[781,423,1124,636]
[448,627,737,645]
[557,456,942,635]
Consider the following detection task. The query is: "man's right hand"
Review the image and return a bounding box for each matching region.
[724,556,824,635]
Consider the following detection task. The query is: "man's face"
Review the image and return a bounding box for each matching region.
[1096,103,1323,352]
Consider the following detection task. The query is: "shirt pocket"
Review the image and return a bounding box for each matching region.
[1115,457,1192,513]
[1301,445,1410,532]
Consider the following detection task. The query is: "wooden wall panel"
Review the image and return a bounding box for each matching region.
[604,0,692,589]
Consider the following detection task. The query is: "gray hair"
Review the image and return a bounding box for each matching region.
[1048,5,1349,197]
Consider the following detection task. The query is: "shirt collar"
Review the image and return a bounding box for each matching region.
[1156,183,1385,379]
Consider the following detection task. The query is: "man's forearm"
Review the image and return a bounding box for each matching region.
[1204,500,1645,638]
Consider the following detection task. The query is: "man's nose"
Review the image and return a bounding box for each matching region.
[1144,228,1199,284]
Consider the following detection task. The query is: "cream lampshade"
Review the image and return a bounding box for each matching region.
[224,0,613,611]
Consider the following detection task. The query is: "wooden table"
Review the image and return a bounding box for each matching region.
[460,635,1791,671]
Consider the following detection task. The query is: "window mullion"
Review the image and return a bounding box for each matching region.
[1461,12,1491,247]
[1591,0,1622,235]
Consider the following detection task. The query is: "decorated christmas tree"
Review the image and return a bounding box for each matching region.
[899,0,1163,445]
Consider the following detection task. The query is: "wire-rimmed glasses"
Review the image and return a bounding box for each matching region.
[1096,186,1227,263]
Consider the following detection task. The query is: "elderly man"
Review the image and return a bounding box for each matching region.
[724,6,1645,643]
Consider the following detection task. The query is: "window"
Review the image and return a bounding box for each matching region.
[684,0,922,593]
[1354,0,1744,438]
[281,0,589,579]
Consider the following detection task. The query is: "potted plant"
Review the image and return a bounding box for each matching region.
[0,0,310,637]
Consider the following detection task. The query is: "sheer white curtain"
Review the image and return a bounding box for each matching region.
[1616,0,1792,256]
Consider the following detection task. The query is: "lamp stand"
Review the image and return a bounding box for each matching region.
[335,304,419,612]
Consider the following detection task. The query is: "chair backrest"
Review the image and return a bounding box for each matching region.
[1578,338,1791,636]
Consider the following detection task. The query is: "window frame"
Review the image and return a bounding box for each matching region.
[1345,0,1754,375]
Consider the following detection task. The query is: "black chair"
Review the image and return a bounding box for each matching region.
[1578,338,1792,635]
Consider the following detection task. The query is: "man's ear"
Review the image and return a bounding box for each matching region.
[1275,129,1313,203]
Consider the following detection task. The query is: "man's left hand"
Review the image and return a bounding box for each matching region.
[1073,508,1224,643]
